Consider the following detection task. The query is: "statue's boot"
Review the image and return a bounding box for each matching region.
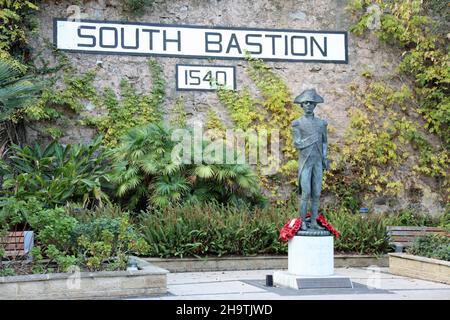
[300,221,308,231]
[310,200,325,230]
[310,220,325,230]
[299,197,308,231]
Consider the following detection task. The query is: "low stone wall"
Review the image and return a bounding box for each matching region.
[389,253,450,284]
[0,257,169,300]
[144,254,388,273]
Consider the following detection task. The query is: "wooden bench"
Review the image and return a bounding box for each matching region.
[0,231,34,258]
[387,226,448,252]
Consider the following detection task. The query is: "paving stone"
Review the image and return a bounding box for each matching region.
[135,267,450,300]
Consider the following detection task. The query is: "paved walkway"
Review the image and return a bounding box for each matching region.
[141,267,450,300]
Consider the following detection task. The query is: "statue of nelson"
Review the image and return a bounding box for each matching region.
[292,89,330,231]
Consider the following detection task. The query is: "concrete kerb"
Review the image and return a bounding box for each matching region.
[144,254,389,273]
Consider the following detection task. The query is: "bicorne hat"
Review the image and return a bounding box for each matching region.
[294,89,324,104]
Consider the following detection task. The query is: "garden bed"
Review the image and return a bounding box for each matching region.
[389,253,450,284]
[0,257,169,300]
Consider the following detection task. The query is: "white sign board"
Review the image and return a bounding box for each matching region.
[176,65,236,91]
[54,19,348,63]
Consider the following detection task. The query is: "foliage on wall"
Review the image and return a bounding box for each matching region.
[348,0,449,144]
[169,95,187,128]
[345,0,449,204]
[205,107,225,133]
[0,0,39,71]
[123,0,155,16]
[19,48,164,145]
[216,54,302,193]
[25,67,99,122]
[84,58,165,146]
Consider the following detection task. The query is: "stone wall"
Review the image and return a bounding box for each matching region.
[27,0,444,215]
[31,0,401,139]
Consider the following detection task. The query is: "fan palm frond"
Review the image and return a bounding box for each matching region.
[0,59,42,121]
[193,164,215,179]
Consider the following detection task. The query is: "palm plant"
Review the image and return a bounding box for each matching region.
[110,123,265,210]
[0,59,40,120]
[0,59,42,158]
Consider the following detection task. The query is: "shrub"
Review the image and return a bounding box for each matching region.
[407,234,450,261]
[0,1,39,68]
[70,214,148,251]
[65,202,125,223]
[110,123,265,211]
[140,201,407,257]
[0,196,43,230]
[384,210,439,227]
[27,207,78,252]
[26,212,149,273]
[139,202,290,258]
[325,208,391,254]
[439,210,450,232]
[75,214,149,271]
[1,136,112,208]
[0,196,149,273]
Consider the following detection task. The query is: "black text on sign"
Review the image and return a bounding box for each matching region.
[176,65,236,91]
[54,19,348,63]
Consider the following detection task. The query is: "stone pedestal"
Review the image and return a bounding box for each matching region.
[274,235,352,290]
[288,235,333,276]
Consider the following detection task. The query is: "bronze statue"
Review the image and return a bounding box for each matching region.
[292,89,329,232]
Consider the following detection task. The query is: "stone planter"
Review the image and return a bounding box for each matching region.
[389,253,450,284]
[0,257,169,300]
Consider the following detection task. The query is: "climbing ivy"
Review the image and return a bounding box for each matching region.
[169,96,187,128]
[347,0,449,144]
[205,108,225,133]
[217,87,262,130]
[345,0,449,203]
[326,77,449,203]
[11,46,165,146]
[245,55,302,164]
[0,0,39,71]
[84,58,164,146]
[23,67,99,121]
[216,54,302,191]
